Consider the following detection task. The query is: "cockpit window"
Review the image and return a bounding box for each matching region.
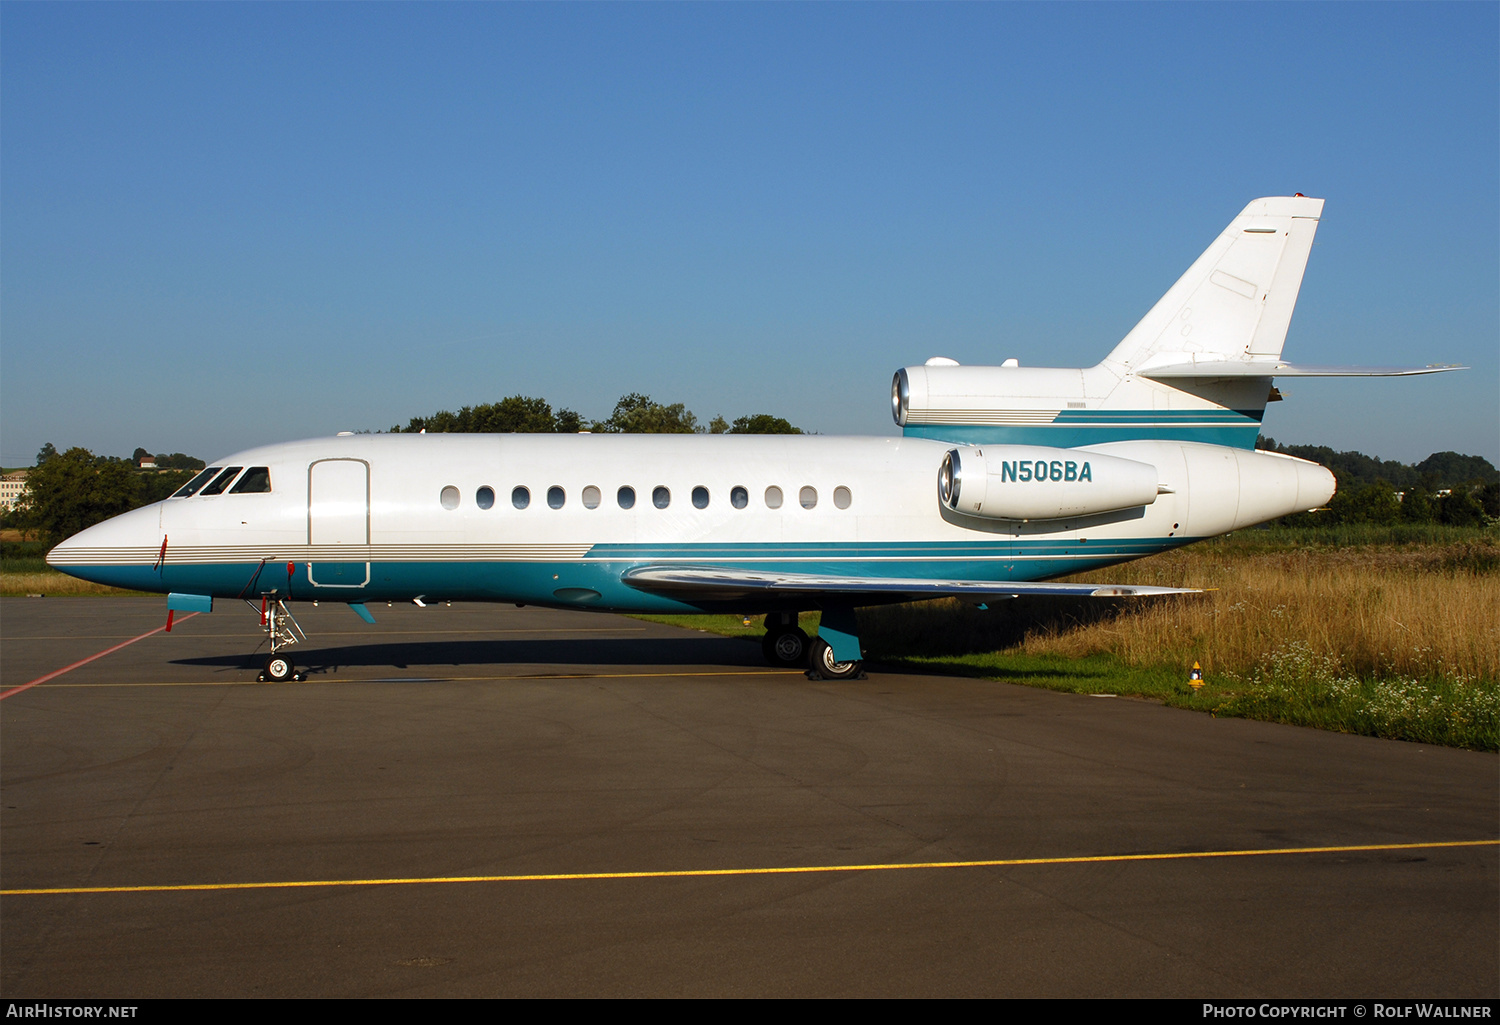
[199,467,243,496]
[228,467,272,494]
[171,467,222,498]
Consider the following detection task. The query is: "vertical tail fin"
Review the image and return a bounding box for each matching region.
[1102,196,1324,374]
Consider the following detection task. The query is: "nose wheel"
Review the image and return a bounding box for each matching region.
[260,654,305,683]
[254,596,307,682]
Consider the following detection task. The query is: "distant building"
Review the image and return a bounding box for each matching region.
[139,456,157,469]
[0,470,29,511]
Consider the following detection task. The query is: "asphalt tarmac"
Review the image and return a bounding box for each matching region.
[2,597,1495,997]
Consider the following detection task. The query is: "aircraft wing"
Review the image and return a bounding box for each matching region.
[620,565,1198,602]
[1138,360,1465,378]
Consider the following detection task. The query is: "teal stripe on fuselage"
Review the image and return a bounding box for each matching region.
[1054,409,1262,422]
[61,536,1199,613]
[903,408,1263,448]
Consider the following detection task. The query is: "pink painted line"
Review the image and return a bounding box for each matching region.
[1,612,201,700]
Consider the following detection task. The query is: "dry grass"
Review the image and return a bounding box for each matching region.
[1033,544,1498,682]
[0,571,141,597]
[861,536,1500,684]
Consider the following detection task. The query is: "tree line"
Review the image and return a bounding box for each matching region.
[390,393,802,436]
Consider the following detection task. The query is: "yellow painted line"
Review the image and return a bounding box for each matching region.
[5,840,1492,896]
[30,669,806,688]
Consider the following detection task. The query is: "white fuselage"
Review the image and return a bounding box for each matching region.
[48,432,1334,613]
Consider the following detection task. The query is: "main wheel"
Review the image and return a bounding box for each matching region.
[265,655,295,682]
[762,627,809,667]
[809,637,862,680]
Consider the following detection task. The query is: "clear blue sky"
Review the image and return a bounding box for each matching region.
[3,2,1496,465]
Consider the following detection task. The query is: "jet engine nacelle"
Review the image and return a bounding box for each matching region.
[938,445,1161,521]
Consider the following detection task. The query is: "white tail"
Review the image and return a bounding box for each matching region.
[1103,196,1324,374]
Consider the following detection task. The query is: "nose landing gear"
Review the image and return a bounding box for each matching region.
[254,597,307,682]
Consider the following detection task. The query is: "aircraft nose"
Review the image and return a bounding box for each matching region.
[46,504,164,569]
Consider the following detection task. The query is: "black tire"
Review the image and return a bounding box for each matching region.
[265,655,295,682]
[762,627,809,667]
[809,637,862,680]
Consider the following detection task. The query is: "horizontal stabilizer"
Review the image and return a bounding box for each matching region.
[622,565,1198,602]
[1138,360,1466,379]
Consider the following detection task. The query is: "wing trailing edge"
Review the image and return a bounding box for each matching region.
[621,565,1198,602]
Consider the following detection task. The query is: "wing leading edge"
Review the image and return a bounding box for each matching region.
[621,565,1199,603]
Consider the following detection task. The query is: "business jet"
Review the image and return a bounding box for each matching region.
[47,196,1459,681]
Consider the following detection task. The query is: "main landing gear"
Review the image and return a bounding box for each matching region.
[761,612,865,680]
[761,612,809,668]
[254,597,307,682]
[808,637,863,680]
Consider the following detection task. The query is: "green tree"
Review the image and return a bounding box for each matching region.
[1480,482,1500,520]
[36,442,58,465]
[464,396,559,433]
[595,394,701,434]
[728,413,802,435]
[19,448,142,544]
[1398,486,1435,524]
[1326,481,1401,525]
[1416,452,1499,488]
[394,395,581,434]
[1437,485,1486,526]
[154,452,207,470]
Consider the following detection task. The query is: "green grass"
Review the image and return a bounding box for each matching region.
[872,647,1496,750]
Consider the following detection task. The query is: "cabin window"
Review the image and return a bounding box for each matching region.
[172,467,222,498]
[548,486,566,509]
[730,486,748,509]
[440,486,460,510]
[800,486,818,509]
[653,486,670,509]
[617,486,636,509]
[512,486,530,510]
[582,486,601,509]
[692,486,709,509]
[833,486,852,510]
[476,486,495,510]
[229,467,272,494]
[764,486,783,509]
[200,467,244,496]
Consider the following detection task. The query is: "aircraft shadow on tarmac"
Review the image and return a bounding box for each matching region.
[171,634,766,675]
